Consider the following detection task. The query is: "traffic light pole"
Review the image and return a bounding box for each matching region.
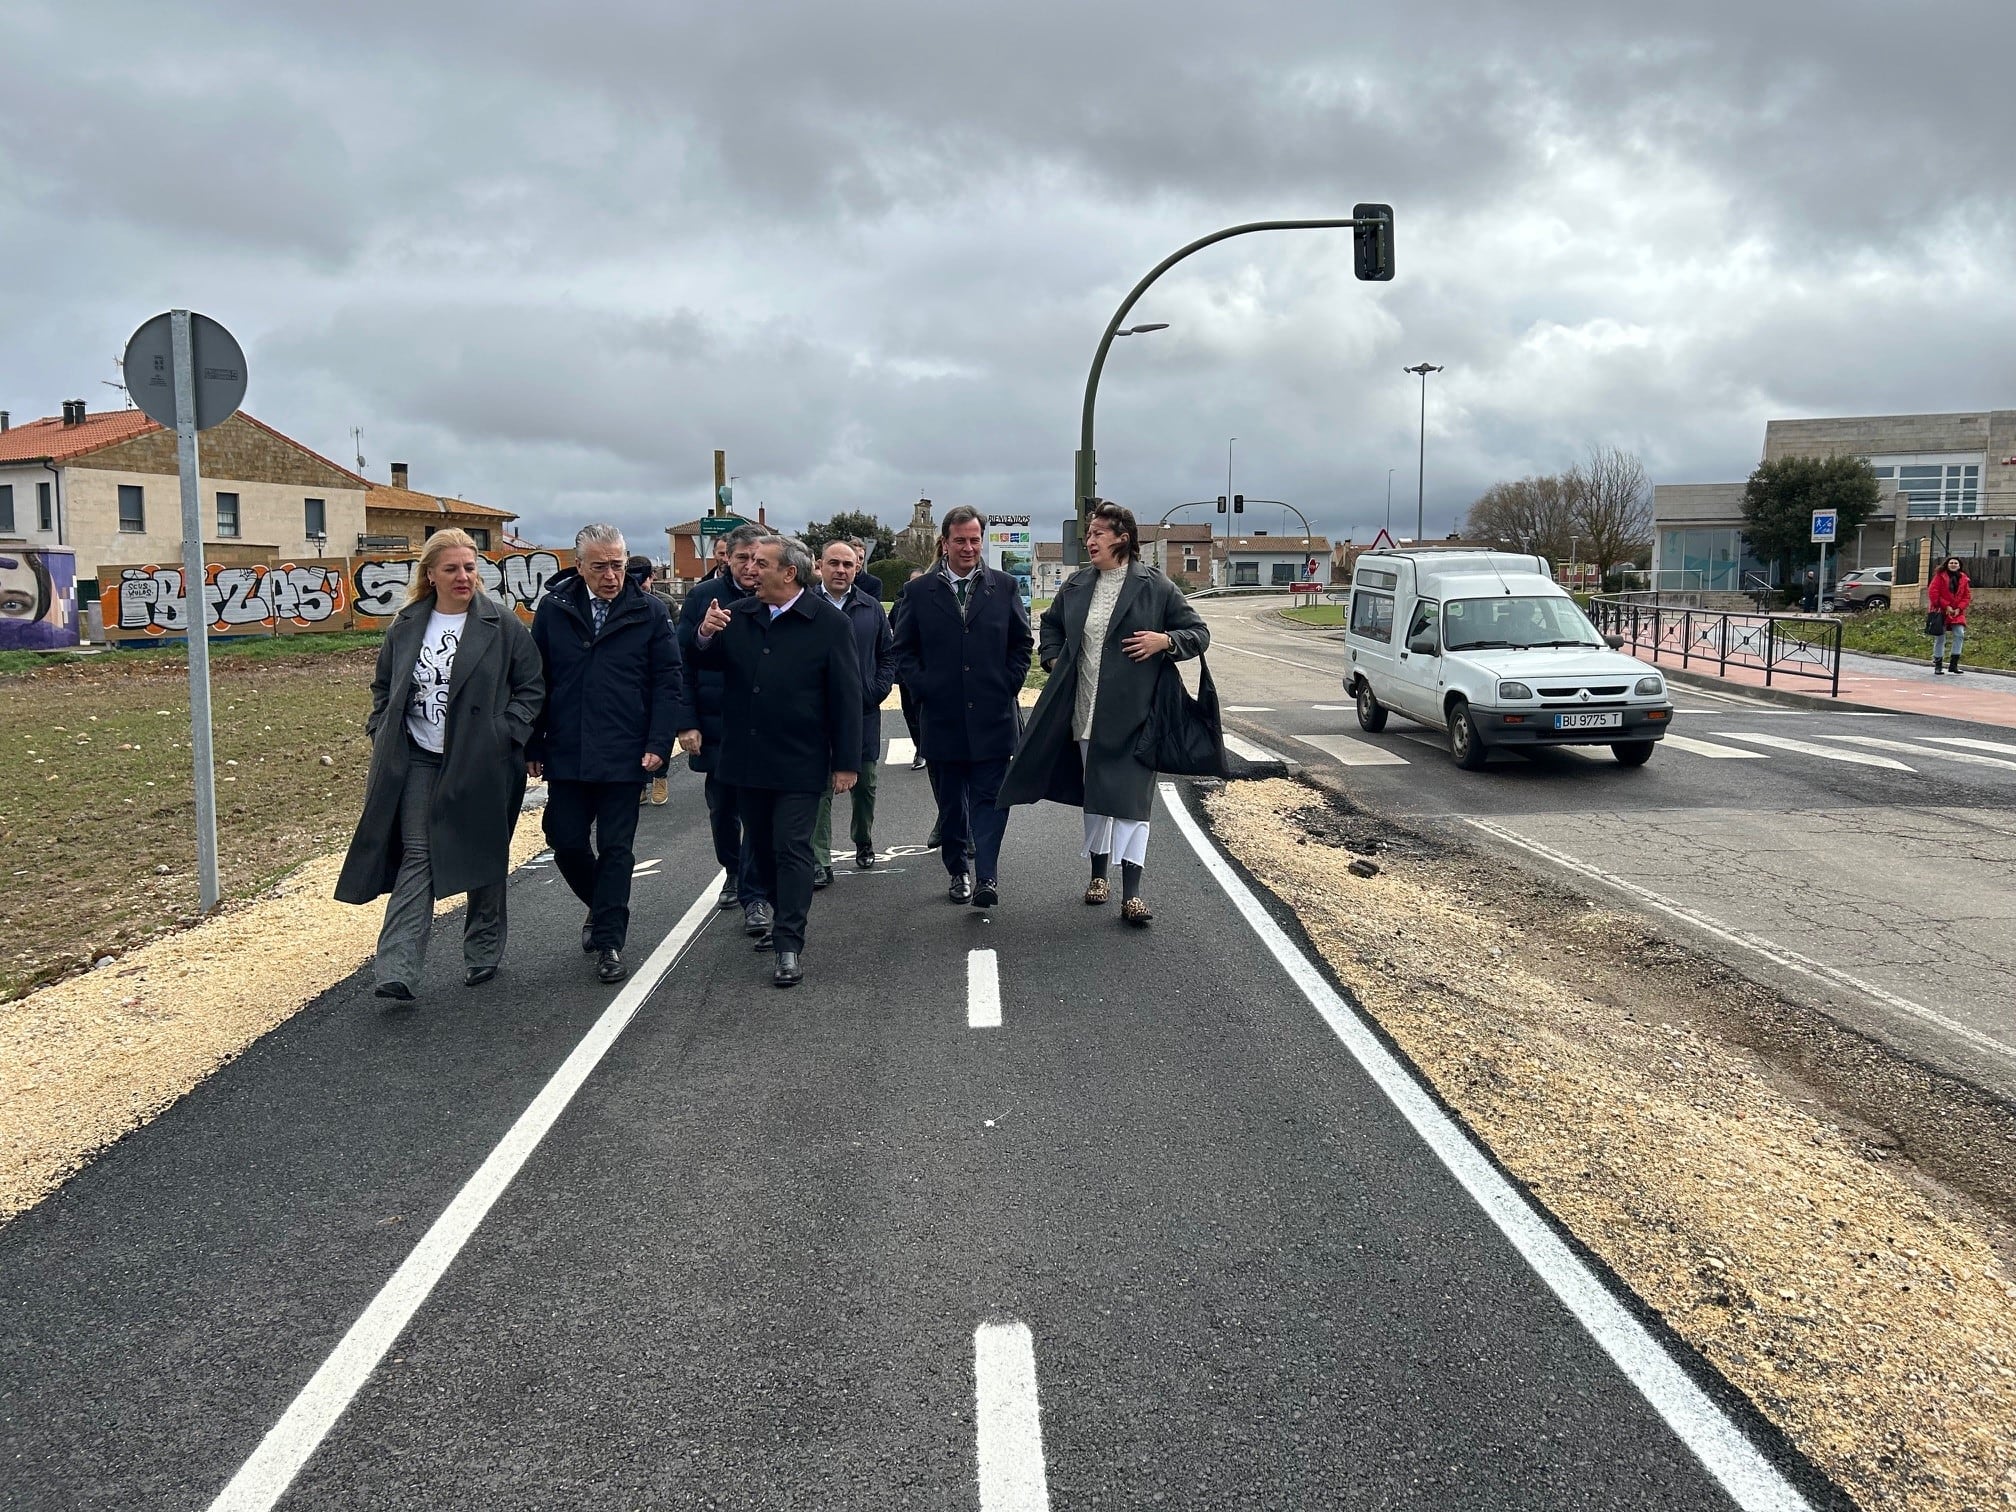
[1072,212,1391,566]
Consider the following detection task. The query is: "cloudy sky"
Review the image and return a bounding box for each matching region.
[4,0,2011,555]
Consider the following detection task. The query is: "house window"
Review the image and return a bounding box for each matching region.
[216,492,240,538]
[304,497,326,538]
[469,528,491,551]
[1232,561,1259,586]
[38,482,52,532]
[1183,556,1200,573]
[1870,457,1982,517]
[119,484,145,532]
[1270,562,1297,585]
[0,484,12,532]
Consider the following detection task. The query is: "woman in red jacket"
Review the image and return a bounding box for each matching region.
[1928,555,1971,674]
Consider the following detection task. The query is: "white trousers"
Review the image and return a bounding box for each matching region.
[1078,741,1150,866]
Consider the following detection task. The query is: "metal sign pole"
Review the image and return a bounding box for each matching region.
[171,310,222,913]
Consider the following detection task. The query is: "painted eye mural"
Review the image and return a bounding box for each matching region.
[0,549,78,650]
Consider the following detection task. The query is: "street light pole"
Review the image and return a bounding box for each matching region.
[1404,362,1442,543]
[1385,468,1395,531]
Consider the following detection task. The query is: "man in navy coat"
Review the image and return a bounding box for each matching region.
[528,524,694,984]
[811,539,896,886]
[891,506,1032,909]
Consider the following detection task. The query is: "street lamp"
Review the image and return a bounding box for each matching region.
[1385,468,1395,532]
[1404,362,1443,543]
[1115,323,1170,337]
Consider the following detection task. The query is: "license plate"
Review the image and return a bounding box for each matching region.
[1554,711,1621,730]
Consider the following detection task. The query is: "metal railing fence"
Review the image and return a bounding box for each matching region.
[1588,593,1844,697]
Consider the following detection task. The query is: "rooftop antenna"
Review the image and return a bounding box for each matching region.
[102,351,131,405]
[351,426,367,474]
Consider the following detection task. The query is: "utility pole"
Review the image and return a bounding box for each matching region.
[1386,468,1395,532]
[1404,362,1442,543]
[713,449,727,516]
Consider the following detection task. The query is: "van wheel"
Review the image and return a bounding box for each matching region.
[1354,678,1388,733]
[1612,741,1654,767]
[1448,700,1489,770]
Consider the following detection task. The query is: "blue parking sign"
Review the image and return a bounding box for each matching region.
[1810,509,1838,543]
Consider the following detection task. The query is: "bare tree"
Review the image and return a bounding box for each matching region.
[1567,444,1652,584]
[1464,474,1581,563]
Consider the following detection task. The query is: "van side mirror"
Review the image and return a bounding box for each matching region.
[1407,629,1439,656]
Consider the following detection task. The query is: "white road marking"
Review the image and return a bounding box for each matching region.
[1459,816,2014,1069]
[887,737,917,765]
[1223,732,1290,764]
[632,858,662,875]
[968,948,1003,1029]
[1834,712,1897,718]
[206,870,729,1512]
[974,1320,1050,1512]
[1925,735,2016,757]
[1818,735,2016,771]
[1310,704,1353,711]
[1162,786,1819,1512]
[1224,705,1275,712]
[1214,642,1337,676]
[1710,731,1913,769]
[1659,734,1770,760]
[1296,733,1410,767]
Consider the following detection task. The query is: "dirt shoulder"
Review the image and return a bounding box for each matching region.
[1205,778,2016,1512]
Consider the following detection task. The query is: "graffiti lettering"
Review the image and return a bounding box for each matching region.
[352,560,414,618]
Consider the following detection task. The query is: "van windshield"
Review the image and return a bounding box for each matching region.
[1443,595,1604,651]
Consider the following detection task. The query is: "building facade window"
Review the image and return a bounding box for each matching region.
[468,528,491,550]
[1231,561,1259,586]
[1869,455,1982,517]
[37,481,52,532]
[1270,561,1297,585]
[1656,526,1769,592]
[118,484,145,532]
[0,484,13,532]
[304,497,326,538]
[216,492,240,538]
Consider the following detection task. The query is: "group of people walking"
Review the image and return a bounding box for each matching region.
[335,500,1209,995]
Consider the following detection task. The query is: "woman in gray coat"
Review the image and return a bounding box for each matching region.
[335,529,545,997]
[998,501,1209,924]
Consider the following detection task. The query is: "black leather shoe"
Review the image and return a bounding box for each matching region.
[855,847,875,870]
[374,980,414,1001]
[812,864,834,890]
[464,965,497,987]
[910,756,928,771]
[773,951,803,987]
[948,874,973,903]
[743,901,774,937]
[596,948,627,983]
[580,917,594,953]
[753,933,776,952]
[716,886,738,910]
[971,879,999,909]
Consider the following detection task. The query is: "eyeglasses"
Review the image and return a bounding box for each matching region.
[583,560,626,575]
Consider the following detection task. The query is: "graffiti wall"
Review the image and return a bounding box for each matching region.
[0,546,80,650]
[96,548,572,643]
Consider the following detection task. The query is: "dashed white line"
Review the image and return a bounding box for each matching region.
[1213,642,1338,676]
[1659,734,1769,760]
[1818,734,2016,771]
[968,948,1002,1029]
[974,1320,1050,1512]
[206,870,728,1512]
[1926,735,2016,757]
[887,736,918,765]
[1163,786,1818,1512]
[1224,705,1276,712]
[1710,731,1913,769]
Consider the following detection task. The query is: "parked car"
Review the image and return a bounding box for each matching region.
[1832,567,1893,611]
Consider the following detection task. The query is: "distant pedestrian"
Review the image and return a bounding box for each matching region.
[895,567,928,770]
[999,501,1210,924]
[693,535,862,986]
[678,524,772,934]
[1929,555,1971,675]
[892,507,1033,910]
[627,553,675,806]
[852,539,884,604]
[335,529,545,999]
[526,526,693,984]
[811,539,896,886]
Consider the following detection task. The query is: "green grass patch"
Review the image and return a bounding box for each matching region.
[1280,604,1344,626]
[1771,606,2016,670]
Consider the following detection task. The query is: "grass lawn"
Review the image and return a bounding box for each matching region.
[1281,604,1345,626]
[1772,606,2016,671]
[0,636,382,1001]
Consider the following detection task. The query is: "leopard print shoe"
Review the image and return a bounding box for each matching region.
[1083,877,1110,905]
[1121,896,1153,926]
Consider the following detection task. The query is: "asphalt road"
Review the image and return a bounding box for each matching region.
[0,754,1841,1509]
[1197,594,2016,1102]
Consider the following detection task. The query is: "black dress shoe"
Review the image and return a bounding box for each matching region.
[580,917,594,954]
[855,847,876,870]
[374,980,414,1001]
[596,948,628,984]
[812,864,834,890]
[971,879,999,909]
[947,874,973,903]
[773,951,803,987]
[743,901,774,937]
[464,965,497,987]
[753,932,776,952]
[910,756,928,771]
[716,885,738,910]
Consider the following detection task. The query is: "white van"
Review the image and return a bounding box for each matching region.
[1341,550,1674,769]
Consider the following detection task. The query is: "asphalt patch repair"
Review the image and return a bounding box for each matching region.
[1204,776,2016,1512]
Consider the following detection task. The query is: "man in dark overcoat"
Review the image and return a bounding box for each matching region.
[528,525,695,984]
[811,538,896,885]
[851,537,884,604]
[890,506,1032,909]
[692,535,862,986]
[677,523,772,933]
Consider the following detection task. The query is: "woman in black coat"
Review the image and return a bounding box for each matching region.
[998,501,1209,924]
[335,529,545,997]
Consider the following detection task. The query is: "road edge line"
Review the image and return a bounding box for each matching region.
[205,868,726,1512]
[1161,784,1816,1512]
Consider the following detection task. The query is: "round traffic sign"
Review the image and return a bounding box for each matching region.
[122,312,248,432]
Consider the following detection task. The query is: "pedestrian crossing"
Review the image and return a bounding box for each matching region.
[1273,726,2016,776]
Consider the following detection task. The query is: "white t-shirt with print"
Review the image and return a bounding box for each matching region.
[404,610,467,753]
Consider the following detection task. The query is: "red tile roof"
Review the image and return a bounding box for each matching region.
[365,485,517,521]
[0,408,158,464]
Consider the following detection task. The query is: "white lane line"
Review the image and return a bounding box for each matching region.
[1818,734,2016,771]
[1926,735,2016,756]
[1835,712,1897,718]
[1162,786,1818,1512]
[1659,734,1770,760]
[1311,704,1353,711]
[207,870,728,1512]
[1223,732,1290,764]
[1296,733,1410,767]
[1214,642,1337,676]
[1224,705,1276,712]
[968,948,1003,1029]
[632,858,662,875]
[974,1320,1050,1512]
[1461,816,2014,1069]
[887,736,917,765]
[1710,731,1913,769]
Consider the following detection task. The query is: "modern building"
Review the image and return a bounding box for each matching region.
[1213,534,1330,587]
[1653,410,2016,593]
[1136,523,1213,588]
[362,462,520,553]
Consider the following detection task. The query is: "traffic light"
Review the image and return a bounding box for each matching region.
[1353,203,1393,282]
[1217,495,1227,513]
[1234,494,1245,514]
